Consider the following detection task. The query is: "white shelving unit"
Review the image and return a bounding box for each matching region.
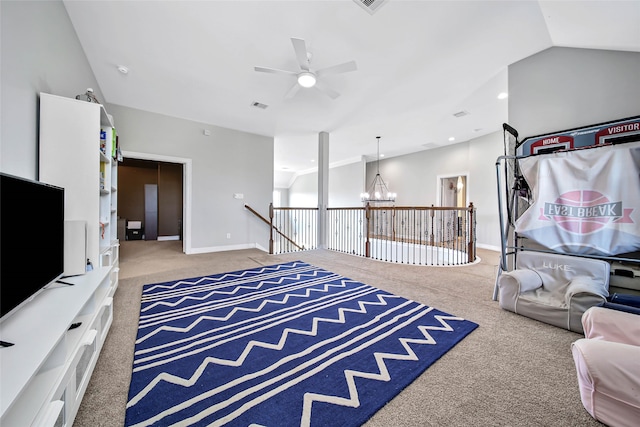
[39,92,119,270]
[0,92,121,426]
[99,119,119,268]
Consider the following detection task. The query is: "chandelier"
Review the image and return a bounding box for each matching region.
[360,136,397,203]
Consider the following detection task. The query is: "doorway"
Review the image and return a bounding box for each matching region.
[437,173,469,242]
[118,159,183,240]
[120,151,192,254]
[439,174,467,208]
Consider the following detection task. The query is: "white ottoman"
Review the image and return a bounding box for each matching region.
[571,307,640,427]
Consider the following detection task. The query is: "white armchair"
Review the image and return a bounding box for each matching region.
[497,252,610,333]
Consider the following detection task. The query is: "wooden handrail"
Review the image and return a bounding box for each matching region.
[468,202,475,263]
[245,204,270,227]
[367,205,472,211]
[244,204,305,252]
[249,202,477,264]
[327,205,471,211]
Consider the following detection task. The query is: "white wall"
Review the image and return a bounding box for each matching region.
[288,160,365,208]
[274,187,289,207]
[107,104,273,253]
[0,0,104,179]
[289,171,317,207]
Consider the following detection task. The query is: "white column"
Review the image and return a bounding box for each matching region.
[317,131,329,249]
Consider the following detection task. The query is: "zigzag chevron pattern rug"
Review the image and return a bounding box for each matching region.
[125,261,478,427]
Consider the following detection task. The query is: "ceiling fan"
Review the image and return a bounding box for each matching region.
[254,38,357,100]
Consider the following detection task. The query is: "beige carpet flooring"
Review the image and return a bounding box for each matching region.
[73,240,601,427]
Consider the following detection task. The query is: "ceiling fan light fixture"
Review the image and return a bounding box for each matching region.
[297,72,316,88]
[254,38,355,99]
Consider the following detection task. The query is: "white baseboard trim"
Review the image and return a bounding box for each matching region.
[157,235,180,241]
[255,243,269,253]
[186,241,496,258]
[477,243,501,252]
[186,243,268,255]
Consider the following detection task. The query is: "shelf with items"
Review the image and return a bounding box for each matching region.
[30,92,121,427]
[99,150,110,164]
[99,120,117,267]
[112,163,121,252]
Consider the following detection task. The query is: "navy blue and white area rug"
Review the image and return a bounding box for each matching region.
[125,261,478,427]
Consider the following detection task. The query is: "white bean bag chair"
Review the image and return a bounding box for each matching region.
[498,252,610,333]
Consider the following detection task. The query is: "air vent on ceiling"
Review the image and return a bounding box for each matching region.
[251,101,268,109]
[353,0,388,15]
[453,110,470,118]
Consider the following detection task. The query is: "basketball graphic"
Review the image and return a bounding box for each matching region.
[549,190,614,234]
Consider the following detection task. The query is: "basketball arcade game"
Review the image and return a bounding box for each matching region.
[493,115,640,300]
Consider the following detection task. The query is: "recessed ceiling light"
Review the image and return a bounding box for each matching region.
[380,154,385,157]
[117,65,129,74]
[448,137,455,142]
[311,159,315,162]
[497,92,508,100]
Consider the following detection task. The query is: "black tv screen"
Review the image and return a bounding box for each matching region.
[0,172,65,320]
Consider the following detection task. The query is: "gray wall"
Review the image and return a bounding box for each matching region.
[108,104,273,252]
[1,0,273,254]
[0,0,104,178]
[4,3,636,256]
[286,133,504,249]
[509,47,640,138]
[504,46,640,257]
[328,161,365,207]
[468,132,504,249]
[359,47,640,251]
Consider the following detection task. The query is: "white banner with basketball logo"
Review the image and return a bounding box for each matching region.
[515,141,640,256]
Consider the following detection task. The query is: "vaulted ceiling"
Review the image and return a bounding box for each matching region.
[63,1,640,186]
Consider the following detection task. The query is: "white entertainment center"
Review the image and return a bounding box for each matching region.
[0,93,120,426]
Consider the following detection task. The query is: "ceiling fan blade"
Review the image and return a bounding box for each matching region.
[254,66,297,76]
[291,38,310,71]
[314,81,340,99]
[284,83,301,99]
[316,60,358,77]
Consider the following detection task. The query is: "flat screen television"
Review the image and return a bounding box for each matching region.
[0,172,65,321]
